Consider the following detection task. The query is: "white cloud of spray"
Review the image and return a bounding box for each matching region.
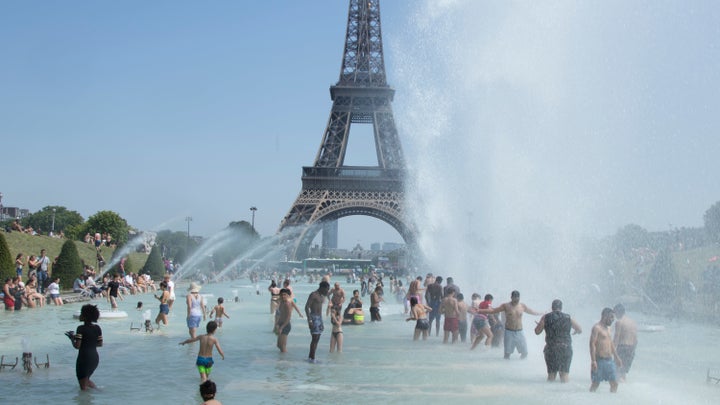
[386,0,720,305]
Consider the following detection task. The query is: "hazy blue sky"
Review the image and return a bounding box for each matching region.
[2,1,718,252]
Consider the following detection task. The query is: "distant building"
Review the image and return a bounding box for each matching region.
[370,242,381,251]
[1,207,29,219]
[382,242,404,251]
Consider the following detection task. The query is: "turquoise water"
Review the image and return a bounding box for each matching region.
[1,278,718,404]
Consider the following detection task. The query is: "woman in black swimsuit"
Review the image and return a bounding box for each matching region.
[68,304,103,390]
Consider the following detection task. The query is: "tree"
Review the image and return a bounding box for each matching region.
[21,206,84,236]
[645,248,679,305]
[613,224,650,258]
[213,221,259,271]
[53,240,84,286]
[143,245,166,280]
[155,230,196,264]
[82,210,131,245]
[0,233,14,281]
[704,201,720,243]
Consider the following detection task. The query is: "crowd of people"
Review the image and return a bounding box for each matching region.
[265,271,639,394]
[4,261,640,402]
[2,246,161,312]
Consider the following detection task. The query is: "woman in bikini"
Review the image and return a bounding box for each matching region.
[406,296,433,341]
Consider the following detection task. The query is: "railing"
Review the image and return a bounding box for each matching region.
[302,166,402,179]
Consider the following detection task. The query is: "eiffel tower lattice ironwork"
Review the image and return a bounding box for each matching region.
[278,0,415,260]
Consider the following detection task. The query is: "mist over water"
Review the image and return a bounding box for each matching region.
[387,1,720,306]
[388,2,600,303]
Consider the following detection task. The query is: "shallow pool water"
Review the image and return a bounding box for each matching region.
[1,278,718,404]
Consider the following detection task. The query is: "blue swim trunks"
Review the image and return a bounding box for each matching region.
[309,314,324,335]
[159,303,169,315]
[196,356,214,375]
[592,357,617,382]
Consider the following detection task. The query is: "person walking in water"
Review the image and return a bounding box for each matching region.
[209,297,230,328]
[305,281,330,363]
[154,281,170,328]
[440,288,460,343]
[180,321,225,383]
[589,307,622,393]
[406,296,433,341]
[480,290,541,359]
[612,303,637,382]
[66,304,103,390]
[425,276,444,337]
[274,288,294,353]
[534,299,582,382]
[187,282,207,339]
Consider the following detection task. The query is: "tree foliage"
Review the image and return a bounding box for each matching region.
[704,201,720,243]
[155,230,197,264]
[0,233,15,281]
[21,206,84,236]
[645,248,679,304]
[213,221,259,270]
[53,239,84,286]
[143,245,166,280]
[81,211,130,245]
[613,224,650,257]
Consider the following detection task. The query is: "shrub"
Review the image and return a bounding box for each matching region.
[0,233,14,281]
[53,239,84,286]
[143,245,165,280]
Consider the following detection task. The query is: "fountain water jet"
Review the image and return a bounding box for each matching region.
[101,232,154,277]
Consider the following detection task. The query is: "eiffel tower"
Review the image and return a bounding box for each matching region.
[278,0,415,260]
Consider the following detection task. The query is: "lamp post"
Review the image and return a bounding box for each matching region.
[250,206,257,232]
[51,208,56,236]
[185,216,193,252]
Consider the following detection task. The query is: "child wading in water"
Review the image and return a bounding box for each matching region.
[329,307,343,352]
[180,321,225,382]
[66,304,103,390]
[209,297,230,328]
[200,380,222,405]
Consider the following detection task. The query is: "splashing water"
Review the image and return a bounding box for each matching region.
[100,232,154,277]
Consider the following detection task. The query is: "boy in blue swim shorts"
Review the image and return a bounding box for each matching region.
[180,321,225,382]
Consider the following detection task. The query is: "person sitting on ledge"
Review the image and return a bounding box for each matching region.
[343,290,364,325]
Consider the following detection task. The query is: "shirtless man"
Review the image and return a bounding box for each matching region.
[305,281,330,362]
[481,290,541,359]
[589,308,622,393]
[327,282,346,316]
[612,303,637,382]
[440,289,460,343]
[456,293,469,343]
[274,289,293,353]
[370,285,384,322]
